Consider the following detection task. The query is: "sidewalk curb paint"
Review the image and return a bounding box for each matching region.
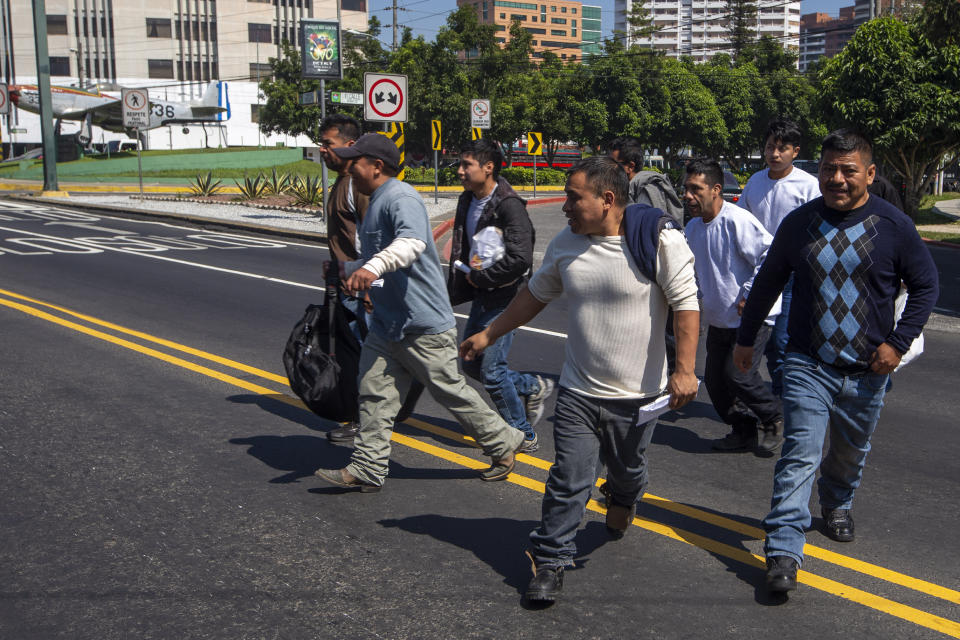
[527,196,567,206]
[431,217,454,242]
[922,237,960,249]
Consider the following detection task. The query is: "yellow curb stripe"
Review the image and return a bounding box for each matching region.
[2,289,959,634]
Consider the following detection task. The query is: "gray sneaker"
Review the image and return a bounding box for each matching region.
[518,434,539,453]
[525,376,555,428]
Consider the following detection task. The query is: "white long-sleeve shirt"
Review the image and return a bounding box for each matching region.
[740,167,821,236]
[685,201,781,329]
[527,227,699,399]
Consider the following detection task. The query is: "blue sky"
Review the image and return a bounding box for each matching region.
[367,0,849,46]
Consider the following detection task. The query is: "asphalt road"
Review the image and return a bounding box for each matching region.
[1,198,958,640]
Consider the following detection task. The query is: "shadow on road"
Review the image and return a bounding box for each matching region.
[376,514,615,600]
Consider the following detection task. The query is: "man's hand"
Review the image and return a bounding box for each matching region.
[343,267,378,295]
[460,330,491,362]
[667,370,698,409]
[733,344,754,374]
[870,342,901,374]
[737,297,746,316]
[465,272,479,288]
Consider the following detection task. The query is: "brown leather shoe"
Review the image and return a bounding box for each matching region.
[314,467,381,493]
[480,453,515,482]
[606,501,637,538]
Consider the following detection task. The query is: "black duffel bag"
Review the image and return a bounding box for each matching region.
[282,259,366,422]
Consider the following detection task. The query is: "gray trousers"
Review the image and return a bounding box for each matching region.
[346,328,525,486]
[530,386,658,568]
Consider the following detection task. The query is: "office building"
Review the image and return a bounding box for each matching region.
[0,0,368,149]
[457,0,588,61]
[581,4,602,57]
[614,0,801,64]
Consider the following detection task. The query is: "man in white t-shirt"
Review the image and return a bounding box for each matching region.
[460,156,700,603]
[684,158,784,456]
[740,118,821,395]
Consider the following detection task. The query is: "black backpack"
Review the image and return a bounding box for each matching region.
[282,260,367,423]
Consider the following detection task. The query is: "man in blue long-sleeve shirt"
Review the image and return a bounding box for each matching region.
[733,129,938,593]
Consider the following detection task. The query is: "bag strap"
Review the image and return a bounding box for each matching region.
[325,257,340,358]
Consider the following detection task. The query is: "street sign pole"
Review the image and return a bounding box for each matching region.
[32,0,59,193]
[434,148,438,204]
[136,128,143,194]
[534,157,537,199]
[320,78,328,218]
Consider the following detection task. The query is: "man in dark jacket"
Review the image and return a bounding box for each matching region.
[446,139,553,452]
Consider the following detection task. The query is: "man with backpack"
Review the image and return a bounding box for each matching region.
[461,157,700,603]
[609,137,685,225]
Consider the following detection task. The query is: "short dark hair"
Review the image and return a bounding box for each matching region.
[320,113,362,142]
[616,139,645,171]
[461,139,503,181]
[685,157,724,189]
[568,156,629,206]
[764,117,802,148]
[821,128,874,165]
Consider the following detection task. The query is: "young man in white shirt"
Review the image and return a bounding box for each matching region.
[461,156,700,603]
[740,119,821,395]
[684,158,783,455]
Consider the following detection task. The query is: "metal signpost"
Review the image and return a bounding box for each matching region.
[0,85,7,161]
[301,20,343,216]
[431,119,441,204]
[528,131,543,198]
[121,88,149,195]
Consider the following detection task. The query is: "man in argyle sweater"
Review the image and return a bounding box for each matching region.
[733,130,939,593]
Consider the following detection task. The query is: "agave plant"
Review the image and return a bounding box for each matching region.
[264,168,292,195]
[187,171,223,197]
[234,173,268,200]
[289,174,324,207]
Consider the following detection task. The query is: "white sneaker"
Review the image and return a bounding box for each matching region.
[525,376,555,429]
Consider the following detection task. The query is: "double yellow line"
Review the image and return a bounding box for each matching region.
[1,286,958,637]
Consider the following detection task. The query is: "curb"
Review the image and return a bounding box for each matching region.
[922,237,960,249]
[527,195,566,206]
[135,194,322,216]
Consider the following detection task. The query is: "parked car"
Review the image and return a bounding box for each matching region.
[793,159,819,175]
[722,170,743,204]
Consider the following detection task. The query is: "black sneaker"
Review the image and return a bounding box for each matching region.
[756,418,784,457]
[712,429,757,452]
[327,422,360,443]
[821,507,855,542]
[765,555,798,593]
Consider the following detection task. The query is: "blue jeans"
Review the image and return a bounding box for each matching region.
[762,352,889,565]
[765,276,793,396]
[461,295,540,440]
[530,387,657,568]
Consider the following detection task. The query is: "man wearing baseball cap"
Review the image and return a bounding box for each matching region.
[313,133,525,493]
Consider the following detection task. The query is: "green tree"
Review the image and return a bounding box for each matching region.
[697,54,756,167]
[819,15,960,215]
[625,0,655,45]
[257,42,324,143]
[740,35,798,74]
[724,0,758,62]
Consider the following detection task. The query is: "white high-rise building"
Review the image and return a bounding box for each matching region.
[0,0,368,149]
[615,0,802,64]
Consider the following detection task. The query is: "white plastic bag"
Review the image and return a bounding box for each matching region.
[469,226,505,270]
[893,286,924,372]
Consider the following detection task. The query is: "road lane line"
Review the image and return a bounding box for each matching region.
[0,286,290,386]
[2,291,959,630]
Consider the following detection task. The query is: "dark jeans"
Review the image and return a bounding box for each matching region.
[765,276,793,396]
[705,324,782,432]
[529,387,657,568]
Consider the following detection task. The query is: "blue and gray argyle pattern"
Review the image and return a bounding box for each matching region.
[804,215,879,367]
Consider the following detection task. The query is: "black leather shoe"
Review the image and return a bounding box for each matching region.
[327,422,359,443]
[755,418,784,457]
[525,565,564,602]
[821,507,855,542]
[712,430,757,452]
[765,555,798,593]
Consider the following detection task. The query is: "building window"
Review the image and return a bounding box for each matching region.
[561,6,566,12]
[572,7,576,13]
[551,29,565,35]
[572,19,576,26]
[571,27,576,37]
[248,23,272,43]
[500,12,505,18]
[49,56,70,76]
[47,14,68,35]
[148,59,174,79]
[510,13,527,20]
[551,17,566,24]
[146,18,172,38]
[525,27,546,34]
[342,0,366,11]
[531,15,536,21]
[249,62,272,81]
[551,5,556,11]
[251,104,262,123]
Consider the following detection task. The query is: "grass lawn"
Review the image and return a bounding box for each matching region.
[103,160,327,180]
